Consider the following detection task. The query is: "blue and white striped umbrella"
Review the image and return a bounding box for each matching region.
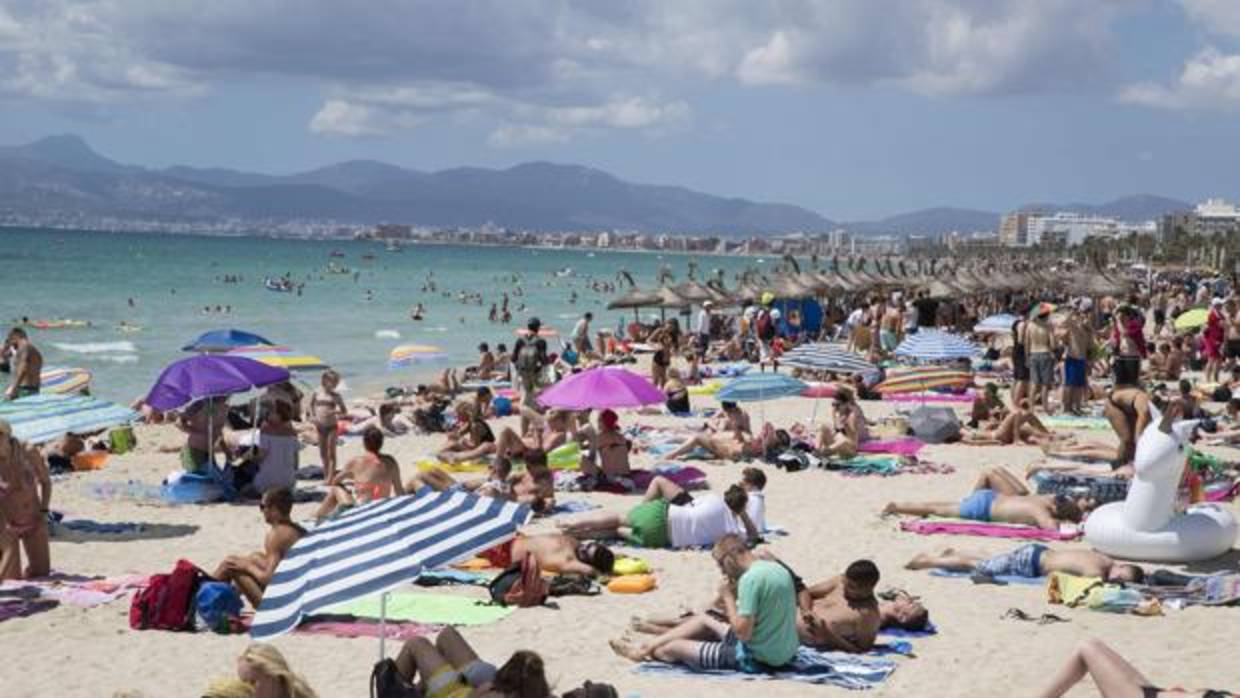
[780,344,876,374]
[894,329,980,362]
[715,372,809,402]
[973,313,1019,335]
[251,487,531,639]
[0,394,138,444]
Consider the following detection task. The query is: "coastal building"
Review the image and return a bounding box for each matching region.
[999,212,1031,246]
[1193,198,1240,236]
[999,211,1149,247]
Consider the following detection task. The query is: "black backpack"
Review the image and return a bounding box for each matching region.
[371,658,418,698]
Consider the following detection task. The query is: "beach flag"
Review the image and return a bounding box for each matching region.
[0,394,137,444]
[250,487,531,639]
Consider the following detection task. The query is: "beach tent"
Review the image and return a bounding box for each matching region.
[181,329,275,353]
[226,344,329,372]
[538,366,664,410]
[251,487,531,657]
[0,394,138,444]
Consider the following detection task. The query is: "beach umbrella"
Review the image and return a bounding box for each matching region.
[716,373,809,403]
[1174,308,1209,331]
[875,366,974,395]
[538,366,665,410]
[973,313,1019,335]
[226,345,329,372]
[893,329,980,362]
[780,344,876,375]
[388,344,448,369]
[144,355,291,412]
[0,394,138,444]
[251,487,531,645]
[39,367,92,395]
[181,329,275,353]
[607,288,661,313]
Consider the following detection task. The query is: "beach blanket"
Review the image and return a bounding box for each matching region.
[548,500,602,516]
[634,647,897,689]
[0,574,147,609]
[554,465,707,494]
[878,622,938,639]
[414,570,493,587]
[1137,573,1240,608]
[416,459,490,474]
[295,618,442,640]
[929,569,1045,586]
[858,438,926,456]
[1032,473,1129,504]
[826,455,905,476]
[883,392,976,404]
[1043,416,1111,431]
[0,598,59,623]
[899,519,1082,541]
[319,592,514,626]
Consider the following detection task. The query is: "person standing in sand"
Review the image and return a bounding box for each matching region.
[212,488,305,608]
[4,328,42,399]
[1061,303,1093,416]
[513,317,549,433]
[308,370,346,483]
[1024,303,1058,413]
[0,419,51,579]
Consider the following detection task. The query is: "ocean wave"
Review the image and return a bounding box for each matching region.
[91,354,139,364]
[51,341,138,354]
[374,329,401,339]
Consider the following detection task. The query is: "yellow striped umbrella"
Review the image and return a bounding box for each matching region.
[389,344,448,369]
[226,345,329,372]
[875,367,973,395]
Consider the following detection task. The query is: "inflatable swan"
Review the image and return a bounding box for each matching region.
[1084,404,1237,562]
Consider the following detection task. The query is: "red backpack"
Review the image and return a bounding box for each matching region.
[129,559,207,631]
[487,552,548,607]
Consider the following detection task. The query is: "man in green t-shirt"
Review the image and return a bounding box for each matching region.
[608,534,799,672]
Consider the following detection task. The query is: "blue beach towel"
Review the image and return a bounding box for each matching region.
[548,500,603,516]
[634,646,897,689]
[879,621,938,639]
[929,568,1045,586]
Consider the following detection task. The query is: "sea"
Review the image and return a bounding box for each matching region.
[2,228,762,403]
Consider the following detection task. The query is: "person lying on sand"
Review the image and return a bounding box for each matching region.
[212,488,305,607]
[961,400,1056,445]
[347,403,416,438]
[409,451,555,513]
[882,465,1092,530]
[969,383,1008,428]
[393,627,553,698]
[906,544,1144,583]
[662,423,789,462]
[437,402,496,464]
[476,532,615,577]
[314,427,404,520]
[1037,638,1235,698]
[558,482,760,549]
[0,419,50,579]
[708,400,752,437]
[608,534,799,673]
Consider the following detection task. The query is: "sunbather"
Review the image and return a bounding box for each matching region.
[437,402,496,464]
[1037,638,1234,698]
[882,465,1092,530]
[577,409,632,480]
[817,387,869,458]
[393,627,551,698]
[314,427,405,520]
[477,532,615,577]
[0,419,51,579]
[409,451,555,513]
[494,409,569,461]
[906,544,1144,583]
[662,423,789,462]
[559,483,760,549]
[961,401,1054,445]
[212,488,305,607]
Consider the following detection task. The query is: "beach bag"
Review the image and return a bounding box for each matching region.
[488,553,548,607]
[756,310,775,341]
[129,559,207,631]
[515,341,542,378]
[108,426,135,455]
[370,658,419,698]
[195,582,243,633]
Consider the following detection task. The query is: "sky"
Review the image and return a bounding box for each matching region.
[2,0,1240,220]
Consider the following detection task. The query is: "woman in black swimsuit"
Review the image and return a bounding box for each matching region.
[1011,318,1030,406]
[1038,638,1233,698]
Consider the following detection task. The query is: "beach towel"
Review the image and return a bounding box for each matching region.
[0,598,59,623]
[878,622,938,639]
[858,438,926,456]
[1032,472,1129,504]
[1136,573,1240,608]
[555,466,707,494]
[295,618,442,640]
[1042,416,1111,431]
[0,574,147,609]
[634,646,897,689]
[883,392,976,404]
[548,500,602,516]
[414,570,493,587]
[899,519,1081,541]
[929,569,1045,586]
[825,455,905,476]
[416,459,491,474]
[318,592,514,626]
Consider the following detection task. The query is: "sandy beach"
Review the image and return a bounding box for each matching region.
[7,388,1239,698]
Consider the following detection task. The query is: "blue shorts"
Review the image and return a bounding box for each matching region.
[959,489,997,522]
[1064,358,1087,387]
[977,543,1047,578]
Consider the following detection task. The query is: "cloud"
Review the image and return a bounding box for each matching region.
[308,100,421,137]
[487,124,573,148]
[1120,47,1240,109]
[1180,0,1240,36]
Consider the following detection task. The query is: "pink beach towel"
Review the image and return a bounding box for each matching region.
[591,466,708,494]
[883,392,976,404]
[859,438,926,456]
[899,519,1081,541]
[296,619,442,640]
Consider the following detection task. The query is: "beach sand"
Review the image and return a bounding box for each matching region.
[7,393,1240,697]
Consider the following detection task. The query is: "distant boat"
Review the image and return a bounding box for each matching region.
[329,250,346,258]
[264,277,293,293]
[555,267,574,278]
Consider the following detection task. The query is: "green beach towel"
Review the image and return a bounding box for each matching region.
[319,592,514,626]
[1043,416,1110,431]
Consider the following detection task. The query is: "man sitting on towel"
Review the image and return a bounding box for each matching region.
[212,488,305,607]
[882,465,1092,530]
[610,534,799,673]
[478,532,615,578]
[905,544,1145,583]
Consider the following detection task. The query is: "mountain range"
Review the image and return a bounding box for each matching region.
[0,134,1193,236]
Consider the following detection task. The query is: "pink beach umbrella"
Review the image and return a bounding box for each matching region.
[538,366,665,410]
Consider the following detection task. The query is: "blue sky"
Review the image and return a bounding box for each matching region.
[3,1,1240,220]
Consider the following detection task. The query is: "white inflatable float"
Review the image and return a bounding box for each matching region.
[1084,405,1238,562]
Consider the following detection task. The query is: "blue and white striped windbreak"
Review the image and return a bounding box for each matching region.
[250,487,531,639]
[780,344,876,374]
[894,329,980,363]
[0,394,138,444]
[973,313,1020,335]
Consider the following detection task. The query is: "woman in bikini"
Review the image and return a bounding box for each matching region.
[961,400,1055,445]
[818,387,869,458]
[663,422,789,462]
[438,402,497,464]
[314,426,404,520]
[0,419,51,580]
[308,370,347,483]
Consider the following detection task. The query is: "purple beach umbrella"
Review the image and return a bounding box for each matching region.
[538,366,666,410]
[145,355,291,412]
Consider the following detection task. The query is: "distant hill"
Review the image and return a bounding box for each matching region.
[847,207,1000,235]
[0,135,833,234]
[1019,195,1191,221]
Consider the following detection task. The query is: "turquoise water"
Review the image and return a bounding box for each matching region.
[3,228,757,402]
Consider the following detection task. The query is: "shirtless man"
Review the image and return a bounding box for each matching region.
[493,409,569,461]
[794,559,883,652]
[663,423,789,462]
[1023,304,1058,413]
[4,328,42,399]
[961,400,1055,446]
[883,465,1090,530]
[470,343,498,380]
[213,488,304,607]
[709,401,752,437]
[314,427,405,519]
[1061,305,1093,416]
[478,532,615,577]
[0,420,51,579]
[907,544,1144,584]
